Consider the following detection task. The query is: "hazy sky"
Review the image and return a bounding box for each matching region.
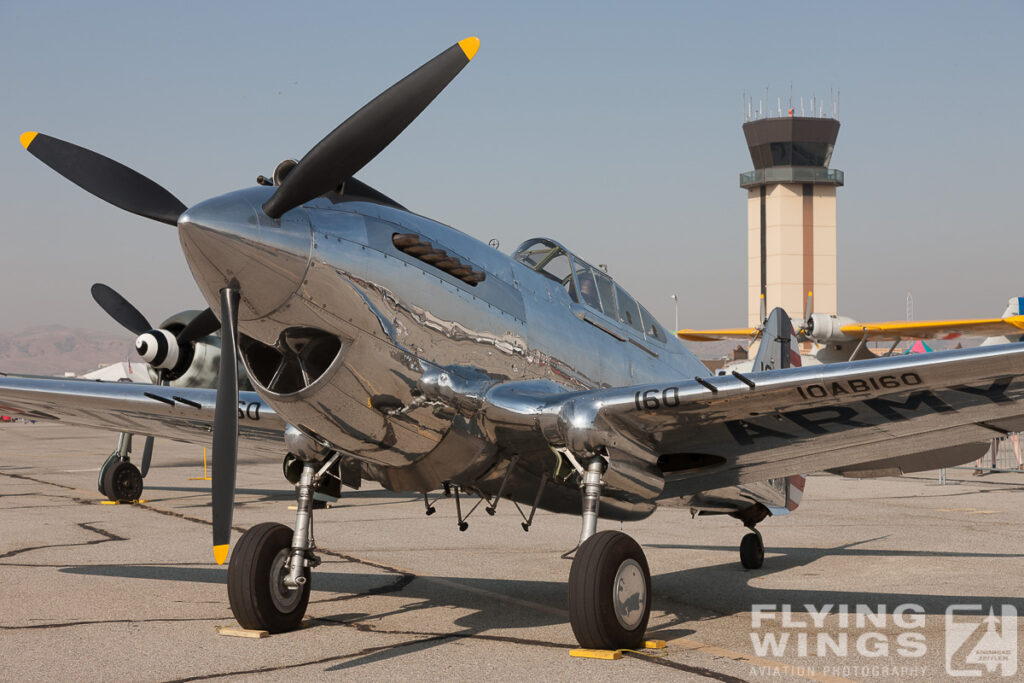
[2,1,1022,337]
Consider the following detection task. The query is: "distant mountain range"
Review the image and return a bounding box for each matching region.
[0,326,133,376]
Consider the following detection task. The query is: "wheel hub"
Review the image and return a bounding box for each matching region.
[268,547,304,613]
[113,467,136,496]
[612,558,646,630]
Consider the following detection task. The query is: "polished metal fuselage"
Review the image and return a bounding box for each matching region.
[178,187,712,520]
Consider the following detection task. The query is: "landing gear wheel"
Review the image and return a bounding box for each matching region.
[97,452,121,498]
[228,522,310,633]
[102,459,143,502]
[740,532,764,569]
[568,530,651,650]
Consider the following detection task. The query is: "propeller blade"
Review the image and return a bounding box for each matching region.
[140,436,154,478]
[176,307,220,345]
[798,290,814,338]
[211,287,240,565]
[20,132,186,226]
[262,37,479,219]
[752,293,767,341]
[91,283,152,335]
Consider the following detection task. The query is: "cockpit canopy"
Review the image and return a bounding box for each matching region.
[513,238,668,344]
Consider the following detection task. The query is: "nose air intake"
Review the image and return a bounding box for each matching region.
[241,328,344,396]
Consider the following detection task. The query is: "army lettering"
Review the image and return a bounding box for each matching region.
[724,376,1017,444]
[628,373,1019,445]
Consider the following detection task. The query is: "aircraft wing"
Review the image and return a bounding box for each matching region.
[0,374,284,458]
[676,327,758,341]
[537,343,1024,497]
[678,316,1024,342]
[843,316,1024,341]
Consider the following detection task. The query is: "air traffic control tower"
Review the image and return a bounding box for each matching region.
[740,116,843,327]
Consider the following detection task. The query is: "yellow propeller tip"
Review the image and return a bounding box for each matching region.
[20,131,38,149]
[214,544,229,565]
[459,36,480,60]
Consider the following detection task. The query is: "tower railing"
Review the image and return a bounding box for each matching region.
[740,167,844,188]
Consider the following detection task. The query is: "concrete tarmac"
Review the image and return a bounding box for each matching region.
[2,422,1023,682]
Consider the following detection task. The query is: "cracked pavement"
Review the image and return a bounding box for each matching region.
[3,422,1024,681]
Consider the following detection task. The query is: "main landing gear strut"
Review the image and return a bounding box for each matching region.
[567,455,652,650]
[227,456,331,632]
[97,432,144,502]
[223,448,654,649]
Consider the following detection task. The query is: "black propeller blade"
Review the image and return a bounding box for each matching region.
[20,132,186,226]
[211,287,240,565]
[176,307,221,345]
[91,283,152,336]
[262,36,479,219]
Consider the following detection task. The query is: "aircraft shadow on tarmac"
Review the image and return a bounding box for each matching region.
[648,535,1024,627]
[137,485,415,510]
[60,532,1024,638]
[60,563,569,631]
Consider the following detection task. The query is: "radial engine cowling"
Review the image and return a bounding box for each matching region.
[805,313,861,343]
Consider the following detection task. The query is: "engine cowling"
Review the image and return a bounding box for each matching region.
[805,313,861,343]
[138,310,248,389]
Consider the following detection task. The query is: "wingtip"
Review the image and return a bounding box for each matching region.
[214,544,229,565]
[20,131,38,150]
[458,36,480,61]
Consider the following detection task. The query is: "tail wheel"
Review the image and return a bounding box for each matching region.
[228,522,310,633]
[568,530,651,650]
[740,532,764,569]
[102,459,143,502]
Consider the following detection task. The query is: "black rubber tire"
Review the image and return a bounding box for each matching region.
[740,532,764,569]
[97,452,121,498]
[228,522,310,633]
[568,530,651,650]
[102,459,143,502]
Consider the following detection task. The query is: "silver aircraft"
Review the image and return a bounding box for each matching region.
[6,37,1024,650]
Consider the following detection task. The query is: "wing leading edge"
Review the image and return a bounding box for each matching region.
[0,375,284,458]
[678,316,1024,342]
[523,343,1024,499]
